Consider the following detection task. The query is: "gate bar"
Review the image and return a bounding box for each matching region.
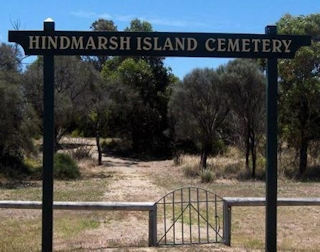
[181,188,184,243]
[189,187,192,244]
[206,190,209,243]
[173,191,175,244]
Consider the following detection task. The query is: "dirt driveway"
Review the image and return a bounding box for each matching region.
[70,153,237,252]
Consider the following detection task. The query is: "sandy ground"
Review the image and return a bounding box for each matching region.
[63,148,235,252]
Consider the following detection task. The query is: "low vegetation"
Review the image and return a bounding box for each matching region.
[54,153,80,180]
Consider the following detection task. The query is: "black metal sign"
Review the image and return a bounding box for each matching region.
[9,30,310,58]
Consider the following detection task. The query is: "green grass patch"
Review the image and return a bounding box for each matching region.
[55,214,100,238]
[0,218,41,252]
[0,178,108,201]
[54,153,80,179]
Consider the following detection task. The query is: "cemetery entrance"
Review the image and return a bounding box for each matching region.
[9,19,311,251]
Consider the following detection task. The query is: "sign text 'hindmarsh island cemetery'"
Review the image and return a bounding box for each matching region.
[9,31,311,58]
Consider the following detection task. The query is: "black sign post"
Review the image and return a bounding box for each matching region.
[42,19,55,252]
[8,21,311,252]
[265,25,278,252]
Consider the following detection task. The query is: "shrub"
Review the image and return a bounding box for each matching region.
[173,151,183,166]
[54,153,80,179]
[68,145,92,160]
[182,164,199,178]
[212,139,227,155]
[0,153,30,178]
[101,138,132,155]
[200,170,215,183]
[224,162,240,174]
[71,129,84,138]
[255,156,266,179]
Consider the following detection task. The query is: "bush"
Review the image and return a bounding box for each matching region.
[101,138,132,155]
[68,145,92,160]
[212,139,227,155]
[0,153,31,178]
[71,129,84,138]
[54,153,80,179]
[224,162,240,174]
[200,170,215,183]
[182,164,199,178]
[173,151,183,166]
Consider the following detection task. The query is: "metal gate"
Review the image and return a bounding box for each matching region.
[155,187,224,246]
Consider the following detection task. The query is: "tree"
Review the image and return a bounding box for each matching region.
[88,19,117,71]
[277,14,320,175]
[0,43,22,72]
[125,18,152,32]
[102,57,172,155]
[99,19,176,156]
[0,43,37,174]
[169,68,229,169]
[85,76,112,165]
[223,59,265,178]
[24,56,96,151]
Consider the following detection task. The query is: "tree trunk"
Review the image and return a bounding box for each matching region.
[250,130,256,178]
[200,141,211,170]
[299,138,308,176]
[245,130,250,173]
[95,121,102,166]
[200,150,208,170]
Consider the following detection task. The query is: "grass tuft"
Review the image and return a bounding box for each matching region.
[200,169,215,183]
[182,163,200,178]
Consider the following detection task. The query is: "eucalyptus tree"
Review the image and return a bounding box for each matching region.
[277,14,320,175]
[99,19,175,156]
[24,56,96,151]
[223,59,265,178]
[169,68,229,169]
[88,19,118,71]
[0,43,37,174]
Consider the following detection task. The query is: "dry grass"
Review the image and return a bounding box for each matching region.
[177,148,249,181]
[149,157,320,251]
[1,140,320,251]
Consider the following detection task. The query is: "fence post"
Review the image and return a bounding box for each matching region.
[149,204,157,246]
[223,201,231,246]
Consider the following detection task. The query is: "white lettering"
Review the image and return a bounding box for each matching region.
[47,36,58,49]
[227,39,240,52]
[85,37,96,49]
[217,38,226,52]
[252,39,260,52]
[205,38,216,52]
[109,36,118,50]
[41,36,46,49]
[137,37,142,50]
[60,36,71,49]
[71,36,83,49]
[163,38,174,50]
[175,37,185,51]
[29,36,40,49]
[97,36,107,49]
[282,40,292,53]
[242,39,250,52]
[153,37,162,51]
[187,38,197,51]
[142,37,152,50]
[120,37,130,50]
[272,39,282,52]
[262,39,271,52]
